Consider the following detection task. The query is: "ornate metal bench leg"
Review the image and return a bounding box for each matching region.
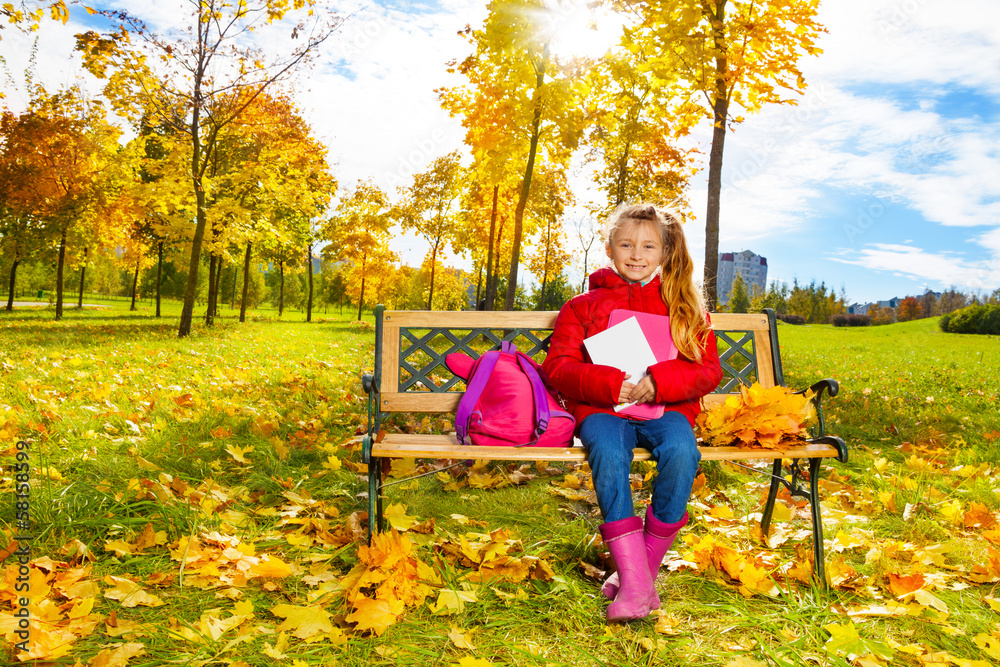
[760,459,783,538]
[367,456,382,543]
[808,458,828,588]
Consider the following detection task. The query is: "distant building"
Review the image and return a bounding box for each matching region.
[718,250,768,305]
[848,302,875,315]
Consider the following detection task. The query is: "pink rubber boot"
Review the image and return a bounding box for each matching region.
[599,516,658,622]
[602,507,688,602]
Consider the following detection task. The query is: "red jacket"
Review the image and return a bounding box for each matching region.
[542,267,723,429]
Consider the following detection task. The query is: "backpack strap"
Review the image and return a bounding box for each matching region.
[513,351,551,446]
[454,350,501,446]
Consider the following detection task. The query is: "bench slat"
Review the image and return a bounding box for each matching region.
[372,435,840,462]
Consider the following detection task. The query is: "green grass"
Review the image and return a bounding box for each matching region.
[1,309,999,666]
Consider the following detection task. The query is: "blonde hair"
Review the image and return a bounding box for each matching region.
[606,203,711,362]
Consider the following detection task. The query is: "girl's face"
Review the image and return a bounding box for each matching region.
[606,220,665,283]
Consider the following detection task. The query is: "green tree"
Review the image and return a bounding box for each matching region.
[727,272,750,313]
[750,280,789,315]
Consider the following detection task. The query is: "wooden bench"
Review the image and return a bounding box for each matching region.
[361,306,847,585]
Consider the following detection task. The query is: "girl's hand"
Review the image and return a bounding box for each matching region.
[628,375,657,404]
[619,375,634,404]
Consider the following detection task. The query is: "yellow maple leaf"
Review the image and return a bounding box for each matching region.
[383,503,418,531]
[103,576,164,608]
[448,626,477,650]
[89,641,146,667]
[270,604,335,639]
[345,595,404,636]
[249,554,291,578]
[225,444,254,464]
[973,632,1000,660]
[104,539,134,557]
[430,588,479,614]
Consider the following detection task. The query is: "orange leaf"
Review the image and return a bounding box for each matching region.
[887,572,925,597]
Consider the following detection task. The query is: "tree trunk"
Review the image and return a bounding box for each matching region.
[475,265,483,308]
[240,242,251,323]
[154,241,163,317]
[615,142,632,207]
[205,253,217,325]
[179,96,207,337]
[278,259,285,316]
[6,258,19,311]
[427,240,439,310]
[505,45,549,311]
[77,246,89,308]
[538,220,551,311]
[55,229,66,320]
[357,253,367,321]
[703,0,730,312]
[231,264,237,309]
[306,243,314,322]
[130,260,140,311]
[485,184,498,310]
[213,257,223,318]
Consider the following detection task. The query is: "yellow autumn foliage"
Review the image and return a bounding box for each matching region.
[697,383,814,449]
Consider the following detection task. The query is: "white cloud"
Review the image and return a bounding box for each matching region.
[828,242,1000,292]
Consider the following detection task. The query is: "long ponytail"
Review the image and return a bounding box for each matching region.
[659,211,711,362]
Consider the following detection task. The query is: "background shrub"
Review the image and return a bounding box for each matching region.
[941,304,1000,335]
[777,314,806,325]
[831,313,871,327]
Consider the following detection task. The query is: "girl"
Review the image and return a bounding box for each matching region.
[543,203,723,622]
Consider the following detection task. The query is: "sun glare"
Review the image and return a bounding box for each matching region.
[545,1,624,61]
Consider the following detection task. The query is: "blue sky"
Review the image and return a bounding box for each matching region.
[3,0,999,305]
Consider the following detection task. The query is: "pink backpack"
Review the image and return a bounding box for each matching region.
[446,341,575,448]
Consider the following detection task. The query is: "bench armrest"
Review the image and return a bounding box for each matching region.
[807,434,848,463]
[794,378,839,444]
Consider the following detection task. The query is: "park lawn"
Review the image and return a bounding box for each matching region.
[0,306,998,666]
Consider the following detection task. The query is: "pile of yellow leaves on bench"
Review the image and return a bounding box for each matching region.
[696,383,814,449]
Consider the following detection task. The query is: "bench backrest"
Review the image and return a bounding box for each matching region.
[373,306,784,414]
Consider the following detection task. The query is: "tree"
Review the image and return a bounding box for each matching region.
[0,85,124,319]
[524,168,572,310]
[322,181,397,321]
[631,0,825,309]
[749,280,789,315]
[897,296,921,322]
[727,272,750,313]
[939,288,967,315]
[585,45,696,217]
[440,0,586,311]
[920,291,939,319]
[785,279,844,324]
[0,1,67,40]
[395,152,464,310]
[77,0,341,336]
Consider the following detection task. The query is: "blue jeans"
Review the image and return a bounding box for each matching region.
[579,411,700,524]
